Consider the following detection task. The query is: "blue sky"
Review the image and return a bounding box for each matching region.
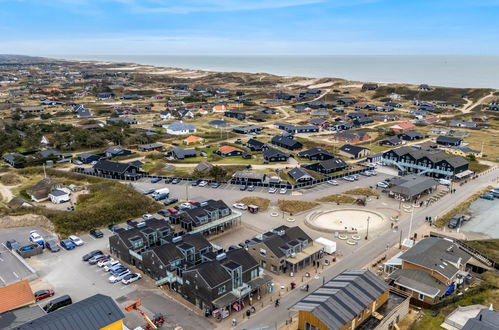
[0,0,498,55]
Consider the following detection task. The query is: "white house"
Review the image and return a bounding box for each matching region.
[163,121,197,135]
[49,188,71,204]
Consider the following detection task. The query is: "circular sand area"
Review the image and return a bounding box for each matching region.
[306,208,386,233]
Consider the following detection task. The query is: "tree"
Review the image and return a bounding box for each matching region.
[208,166,228,181]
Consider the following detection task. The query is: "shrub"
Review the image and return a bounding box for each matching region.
[278,200,319,215]
[317,194,355,204]
[0,173,24,185]
[344,188,379,197]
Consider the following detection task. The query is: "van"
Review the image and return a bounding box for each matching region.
[439,179,452,186]
[43,295,72,313]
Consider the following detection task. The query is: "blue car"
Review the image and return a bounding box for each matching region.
[480,194,494,200]
[151,178,161,183]
[60,239,75,250]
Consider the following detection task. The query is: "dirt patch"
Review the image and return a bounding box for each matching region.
[317,194,355,204]
[236,196,270,211]
[0,214,55,232]
[344,188,380,197]
[278,200,319,215]
[0,173,24,185]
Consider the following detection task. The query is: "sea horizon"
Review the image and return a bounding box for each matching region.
[49,54,499,89]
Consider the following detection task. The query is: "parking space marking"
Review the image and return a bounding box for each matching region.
[0,257,4,262]
[13,271,19,278]
[0,276,4,284]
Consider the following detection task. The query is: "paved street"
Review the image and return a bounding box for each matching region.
[236,167,499,330]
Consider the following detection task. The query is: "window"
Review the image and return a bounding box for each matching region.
[259,248,267,256]
[218,286,226,295]
[418,293,425,301]
[305,322,319,330]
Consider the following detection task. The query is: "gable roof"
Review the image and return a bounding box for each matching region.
[263,147,290,159]
[166,121,196,131]
[0,280,34,314]
[271,135,302,149]
[27,177,60,200]
[13,294,124,330]
[436,135,462,144]
[218,145,244,154]
[339,144,368,156]
[292,270,388,330]
[388,268,447,298]
[399,237,471,279]
[297,148,333,158]
[93,159,138,175]
[288,167,313,181]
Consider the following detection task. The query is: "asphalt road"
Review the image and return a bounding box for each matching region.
[237,167,499,330]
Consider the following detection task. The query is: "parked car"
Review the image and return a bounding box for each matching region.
[89,228,104,238]
[480,193,494,200]
[143,188,155,195]
[5,239,20,250]
[43,295,72,313]
[211,182,221,188]
[448,215,464,229]
[167,208,178,215]
[60,239,75,250]
[122,273,142,285]
[34,289,55,302]
[98,258,114,268]
[171,178,181,184]
[69,235,84,246]
[104,260,121,272]
[198,180,208,187]
[191,179,202,186]
[279,188,287,194]
[163,197,178,206]
[109,270,131,283]
[352,175,359,181]
[82,249,104,261]
[157,209,171,217]
[239,185,247,191]
[327,180,339,185]
[268,187,277,194]
[151,178,161,183]
[343,176,355,182]
[377,181,389,188]
[109,266,128,275]
[88,254,109,265]
[232,203,248,210]
[164,178,173,184]
[247,185,255,191]
[45,240,60,252]
[29,231,44,248]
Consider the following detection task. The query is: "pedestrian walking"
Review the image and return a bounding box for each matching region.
[275,299,280,307]
[306,284,309,292]
[231,318,237,326]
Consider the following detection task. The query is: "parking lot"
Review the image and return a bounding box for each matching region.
[21,227,212,330]
[0,226,53,286]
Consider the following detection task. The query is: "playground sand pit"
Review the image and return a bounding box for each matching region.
[306,208,387,234]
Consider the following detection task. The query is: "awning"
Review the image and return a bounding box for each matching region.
[247,274,273,290]
[455,170,474,179]
[285,244,322,265]
[212,292,238,309]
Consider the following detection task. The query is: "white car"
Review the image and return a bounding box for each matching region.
[68,235,84,246]
[109,270,131,283]
[342,176,355,182]
[142,214,153,220]
[104,260,121,272]
[29,231,43,244]
[279,188,287,194]
[268,187,277,194]
[98,258,115,268]
[121,273,142,285]
[377,181,389,188]
[327,180,339,185]
[198,181,208,187]
[232,203,248,210]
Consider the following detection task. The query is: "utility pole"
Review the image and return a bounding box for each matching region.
[407,206,414,240]
[365,216,370,240]
[399,229,403,249]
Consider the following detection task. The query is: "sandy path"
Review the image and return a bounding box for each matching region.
[0,183,15,203]
[461,92,495,113]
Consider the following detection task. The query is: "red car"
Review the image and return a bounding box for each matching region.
[34,289,55,302]
[167,208,178,215]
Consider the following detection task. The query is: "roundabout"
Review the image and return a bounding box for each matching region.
[306,208,387,234]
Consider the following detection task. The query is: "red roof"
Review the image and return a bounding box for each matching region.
[218,146,243,154]
[0,280,35,313]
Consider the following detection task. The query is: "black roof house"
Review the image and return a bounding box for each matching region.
[13,294,124,330]
[288,168,313,182]
[271,135,302,150]
[246,138,265,151]
[263,147,290,162]
[297,148,334,161]
[398,130,425,141]
[92,159,140,177]
[303,157,349,174]
[436,135,463,147]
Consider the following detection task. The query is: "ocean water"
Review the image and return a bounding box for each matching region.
[55,55,499,89]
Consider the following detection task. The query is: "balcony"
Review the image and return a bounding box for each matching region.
[129,249,143,261]
[232,283,251,298]
[382,158,453,176]
[155,271,183,286]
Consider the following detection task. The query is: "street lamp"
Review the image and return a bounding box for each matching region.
[185,184,189,201]
[365,216,370,240]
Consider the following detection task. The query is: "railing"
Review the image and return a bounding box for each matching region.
[382,158,453,176]
[128,249,143,261]
[155,271,183,286]
[232,283,251,298]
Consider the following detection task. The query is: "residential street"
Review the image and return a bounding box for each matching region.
[236,167,498,330]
